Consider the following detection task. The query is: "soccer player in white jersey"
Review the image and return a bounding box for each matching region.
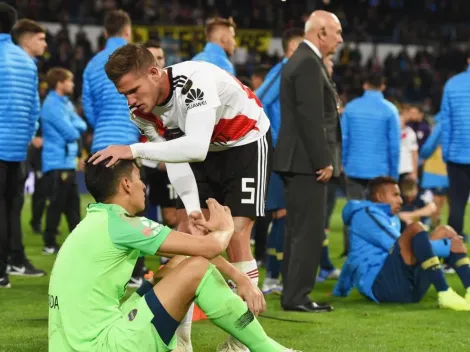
[90,43,271,352]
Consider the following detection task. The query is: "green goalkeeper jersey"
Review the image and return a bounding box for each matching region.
[48,203,172,351]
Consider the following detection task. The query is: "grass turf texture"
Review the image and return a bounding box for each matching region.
[1,195,470,351]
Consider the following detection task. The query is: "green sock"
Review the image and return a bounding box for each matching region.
[195,264,286,352]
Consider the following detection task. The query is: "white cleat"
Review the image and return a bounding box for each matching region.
[216,338,249,352]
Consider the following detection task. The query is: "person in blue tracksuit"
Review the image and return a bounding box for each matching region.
[256,28,304,294]
[440,55,470,241]
[82,10,139,153]
[41,68,86,254]
[0,4,45,286]
[192,17,237,75]
[12,18,49,236]
[341,73,401,199]
[333,176,470,311]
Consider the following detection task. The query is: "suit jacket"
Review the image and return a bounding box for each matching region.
[273,42,342,176]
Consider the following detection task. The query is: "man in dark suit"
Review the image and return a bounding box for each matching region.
[274,10,343,312]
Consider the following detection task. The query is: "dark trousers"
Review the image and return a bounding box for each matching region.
[43,170,80,247]
[325,174,347,229]
[31,171,47,228]
[253,214,272,262]
[447,162,470,236]
[281,174,326,307]
[0,160,26,274]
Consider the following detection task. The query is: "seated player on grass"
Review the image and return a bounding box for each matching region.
[333,176,470,311]
[48,157,300,352]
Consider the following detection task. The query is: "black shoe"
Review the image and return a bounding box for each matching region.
[0,275,11,288]
[42,245,60,255]
[283,301,333,313]
[8,260,46,277]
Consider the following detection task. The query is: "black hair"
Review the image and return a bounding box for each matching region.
[367,176,398,200]
[364,72,385,89]
[84,157,136,202]
[0,3,17,34]
[282,28,304,53]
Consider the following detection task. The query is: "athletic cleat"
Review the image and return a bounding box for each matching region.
[42,245,60,255]
[8,260,45,277]
[465,288,470,305]
[262,279,283,295]
[127,276,144,288]
[0,275,11,288]
[216,338,249,352]
[438,288,470,311]
[317,268,341,282]
[442,264,456,274]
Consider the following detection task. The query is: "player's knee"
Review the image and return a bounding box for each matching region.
[183,256,211,282]
[233,216,254,234]
[404,222,427,237]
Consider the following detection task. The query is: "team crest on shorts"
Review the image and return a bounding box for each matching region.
[128,309,138,321]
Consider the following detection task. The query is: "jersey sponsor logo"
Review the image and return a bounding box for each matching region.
[128,308,138,321]
[185,88,207,110]
[49,294,59,310]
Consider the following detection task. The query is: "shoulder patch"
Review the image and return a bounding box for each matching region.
[181,79,193,95]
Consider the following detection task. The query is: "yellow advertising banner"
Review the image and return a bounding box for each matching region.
[132,25,272,57]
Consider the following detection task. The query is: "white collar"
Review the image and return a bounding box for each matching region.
[303,39,322,58]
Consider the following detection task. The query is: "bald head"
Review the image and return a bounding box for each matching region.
[304,10,343,57]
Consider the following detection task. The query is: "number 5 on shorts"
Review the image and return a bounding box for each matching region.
[241,178,255,204]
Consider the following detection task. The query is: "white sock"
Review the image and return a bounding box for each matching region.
[175,302,193,348]
[233,260,259,287]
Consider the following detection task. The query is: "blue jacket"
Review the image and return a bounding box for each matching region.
[420,114,448,189]
[192,42,235,75]
[82,37,139,153]
[0,34,40,162]
[341,91,401,180]
[255,59,286,146]
[333,200,402,302]
[41,91,87,173]
[440,66,470,164]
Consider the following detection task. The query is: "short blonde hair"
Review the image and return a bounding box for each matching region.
[205,17,236,40]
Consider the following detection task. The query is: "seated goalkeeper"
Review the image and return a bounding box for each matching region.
[48,157,298,352]
[333,176,470,311]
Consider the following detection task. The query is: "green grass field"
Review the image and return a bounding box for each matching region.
[2,195,470,351]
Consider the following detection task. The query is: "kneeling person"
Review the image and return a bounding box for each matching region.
[48,158,296,352]
[333,176,470,311]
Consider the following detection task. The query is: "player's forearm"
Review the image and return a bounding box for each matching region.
[412,150,419,175]
[210,256,246,283]
[412,203,437,218]
[209,229,234,254]
[166,163,201,214]
[130,135,209,163]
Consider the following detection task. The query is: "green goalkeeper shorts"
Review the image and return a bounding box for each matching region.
[98,292,177,352]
